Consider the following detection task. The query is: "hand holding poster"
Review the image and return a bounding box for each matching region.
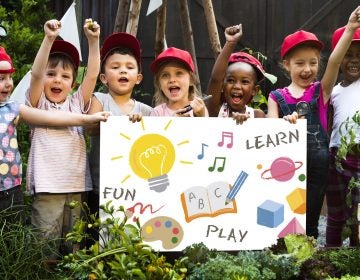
[100,117,307,251]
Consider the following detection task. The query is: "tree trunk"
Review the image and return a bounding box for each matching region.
[126,0,143,36]
[154,0,167,57]
[201,0,221,58]
[114,0,131,32]
[178,0,201,92]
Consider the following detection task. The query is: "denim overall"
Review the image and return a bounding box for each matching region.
[271,83,329,238]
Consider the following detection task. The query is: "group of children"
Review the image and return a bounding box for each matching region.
[1,6,360,258]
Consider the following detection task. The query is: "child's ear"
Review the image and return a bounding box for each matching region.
[99,73,107,85]
[252,85,260,97]
[136,73,143,85]
[283,59,290,72]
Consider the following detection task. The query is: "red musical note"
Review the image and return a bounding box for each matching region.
[217,131,233,148]
[208,156,226,172]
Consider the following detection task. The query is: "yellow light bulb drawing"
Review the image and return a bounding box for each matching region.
[129,133,175,192]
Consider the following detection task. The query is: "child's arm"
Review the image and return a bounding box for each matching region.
[81,19,101,106]
[267,97,299,123]
[18,104,110,126]
[321,6,360,104]
[86,95,104,135]
[266,97,280,118]
[207,24,242,117]
[29,19,61,107]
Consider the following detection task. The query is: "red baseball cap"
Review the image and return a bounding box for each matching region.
[150,47,195,73]
[229,51,266,81]
[0,47,15,74]
[332,26,360,50]
[281,30,324,59]
[101,32,142,72]
[50,40,80,71]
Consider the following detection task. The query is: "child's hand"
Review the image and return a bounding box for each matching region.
[191,96,207,117]
[225,24,242,44]
[348,6,360,29]
[44,19,61,40]
[87,111,112,124]
[84,18,100,39]
[283,111,299,124]
[128,113,143,123]
[231,111,250,125]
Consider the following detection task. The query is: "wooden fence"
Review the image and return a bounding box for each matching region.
[50,0,356,106]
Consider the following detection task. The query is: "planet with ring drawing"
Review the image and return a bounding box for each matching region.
[261,157,303,182]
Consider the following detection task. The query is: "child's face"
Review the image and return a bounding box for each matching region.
[100,53,142,96]
[43,62,75,104]
[283,47,320,89]
[0,73,13,103]
[157,62,192,106]
[340,42,360,84]
[222,62,258,113]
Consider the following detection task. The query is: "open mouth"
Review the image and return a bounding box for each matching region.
[169,86,180,95]
[230,93,243,103]
[51,87,62,94]
[119,77,129,83]
[348,65,360,73]
[0,91,9,99]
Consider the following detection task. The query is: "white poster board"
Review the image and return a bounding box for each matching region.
[100,117,307,251]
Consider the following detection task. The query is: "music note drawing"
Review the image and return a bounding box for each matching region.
[218,131,233,148]
[197,143,209,160]
[208,156,226,172]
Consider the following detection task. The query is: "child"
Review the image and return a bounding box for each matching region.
[206,24,266,124]
[267,6,360,239]
[87,32,153,225]
[0,47,109,217]
[326,25,360,247]
[150,47,208,117]
[25,18,101,256]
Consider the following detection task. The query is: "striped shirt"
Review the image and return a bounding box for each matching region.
[25,88,92,194]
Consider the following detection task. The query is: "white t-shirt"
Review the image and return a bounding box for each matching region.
[330,79,360,148]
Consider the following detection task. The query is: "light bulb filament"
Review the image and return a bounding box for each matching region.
[139,144,168,177]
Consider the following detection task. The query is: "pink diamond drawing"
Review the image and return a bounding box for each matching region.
[278,217,305,237]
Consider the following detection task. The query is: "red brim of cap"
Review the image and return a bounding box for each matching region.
[229,52,265,81]
[150,56,194,74]
[0,68,15,74]
[332,26,360,50]
[50,40,80,71]
[101,32,142,71]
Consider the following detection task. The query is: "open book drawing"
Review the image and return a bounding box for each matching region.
[180,181,237,222]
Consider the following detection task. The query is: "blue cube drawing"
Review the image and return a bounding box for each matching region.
[257,200,284,228]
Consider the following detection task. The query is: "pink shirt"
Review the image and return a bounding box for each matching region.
[151,103,195,117]
[269,82,328,131]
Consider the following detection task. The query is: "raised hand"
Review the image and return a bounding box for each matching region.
[225,23,242,44]
[84,18,100,41]
[44,19,61,40]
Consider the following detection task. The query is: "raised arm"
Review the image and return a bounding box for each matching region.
[321,6,360,104]
[207,24,242,117]
[80,19,101,106]
[29,19,61,107]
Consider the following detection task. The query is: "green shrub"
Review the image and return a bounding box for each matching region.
[57,201,187,279]
[0,207,62,279]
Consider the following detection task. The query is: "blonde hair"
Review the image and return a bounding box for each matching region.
[152,62,201,106]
